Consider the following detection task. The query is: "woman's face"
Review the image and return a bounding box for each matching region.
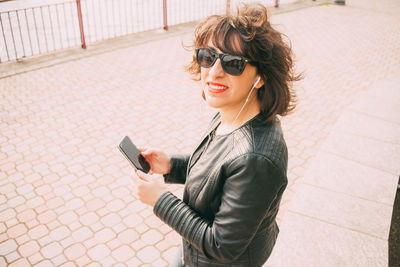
[200,43,264,114]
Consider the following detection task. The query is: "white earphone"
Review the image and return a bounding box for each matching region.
[233,76,262,124]
[254,76,261,87]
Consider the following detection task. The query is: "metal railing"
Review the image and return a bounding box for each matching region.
[0,0,289,63]
[0,1,81,62]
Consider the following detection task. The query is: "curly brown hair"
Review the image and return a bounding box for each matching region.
[186,4,301,123]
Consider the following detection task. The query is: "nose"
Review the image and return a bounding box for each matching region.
[208,58,225,78]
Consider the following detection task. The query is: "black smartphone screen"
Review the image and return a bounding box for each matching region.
[118,136,150,173]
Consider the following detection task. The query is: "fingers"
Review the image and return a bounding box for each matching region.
[131,169,148,182]
[137,169,154,182]
[138,148,153,165]
[138,147,152,156]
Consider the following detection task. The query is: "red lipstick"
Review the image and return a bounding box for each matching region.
[207,82,228,94]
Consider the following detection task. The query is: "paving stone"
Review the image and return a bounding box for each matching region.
[28,225,48,239]
[46,197,64,209]
[117,228,139,244]
[101,213,122,227]
[16,209,36,223]
[111,223,126,234]
[7,223,27,239]
[122,213,143,228]
[104,255,119,266]
[59,262,77,267]
[8,258,30,267]
[26,196,45,209]
[79,211,99,226]
[111,245,135,262]
[85,262,102,267]
[25,219,38,229]
[87,244,111,261]
[136,246,160,263]
[303,151,399,205]
[94,228,116,244]
[28,252,43,265]
[289,183,394,239]
[58,211,78,225]
[88,222,104,232]
[15,234,30,245]
[141,229,163,245]
[112,263,126,267]
[65,198,84,210]
[106,199,126,212]
[64,243,86,261]
[49,226,71,241]
[41,242,63,259]
[107,238,123,251]
[267,212,388,267]
[16,184,34,195]
[162,246,180,264]
[51,254,67,266]
[74,255,91,266]
[0,208,16,221]
[86,198,106,211]
[0,239,18,256]
[34,260,54,267]
[333,109,400,145]
[72,227,93,242]
[5,251,20,263]
[321,131,400,175]
[37,210,57,225]
[18,240,40,257]
[350,86,400,125]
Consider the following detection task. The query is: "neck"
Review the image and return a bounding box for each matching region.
[217,98,261,134]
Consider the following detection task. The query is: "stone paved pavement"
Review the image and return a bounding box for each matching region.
[267,72,400,266]
[1,0,399,266]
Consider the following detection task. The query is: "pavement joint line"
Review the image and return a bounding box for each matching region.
[348,108,400,126]
[330,129,400,146]
[0,0,330,80]
[301,182,396,207]
[320,149,400,177]
[286,210,389,241]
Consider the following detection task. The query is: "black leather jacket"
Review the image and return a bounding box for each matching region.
[154,113,288,266]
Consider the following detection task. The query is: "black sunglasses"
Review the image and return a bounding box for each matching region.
[195,48,256,76]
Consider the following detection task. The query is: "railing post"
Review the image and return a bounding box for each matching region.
[275,0,279,8]
[163,0,168,30]
[76,0,86,48]
[226,0,231,15]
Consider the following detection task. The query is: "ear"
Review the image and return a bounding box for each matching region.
[255,76,264,89]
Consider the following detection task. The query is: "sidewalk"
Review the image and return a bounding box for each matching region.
[1,0,399,266]
[267,74,400,266]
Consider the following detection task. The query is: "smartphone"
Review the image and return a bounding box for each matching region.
[118,136,151,173]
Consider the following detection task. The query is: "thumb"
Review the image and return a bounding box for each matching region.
[138,147,150,156]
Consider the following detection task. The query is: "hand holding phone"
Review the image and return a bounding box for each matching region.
[118,136,151,173]
[138,147,171,175]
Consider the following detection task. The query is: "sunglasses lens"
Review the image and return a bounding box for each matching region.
[196,48,247,76]
[197,49,216,68]
[222,55,245,76]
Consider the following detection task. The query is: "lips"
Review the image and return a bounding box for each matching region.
[207,82,228,93]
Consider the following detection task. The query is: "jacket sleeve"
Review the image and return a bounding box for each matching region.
[154,153,287,263]
[163,154,190,184]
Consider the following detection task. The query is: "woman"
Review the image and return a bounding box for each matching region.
[132,4,300,266]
